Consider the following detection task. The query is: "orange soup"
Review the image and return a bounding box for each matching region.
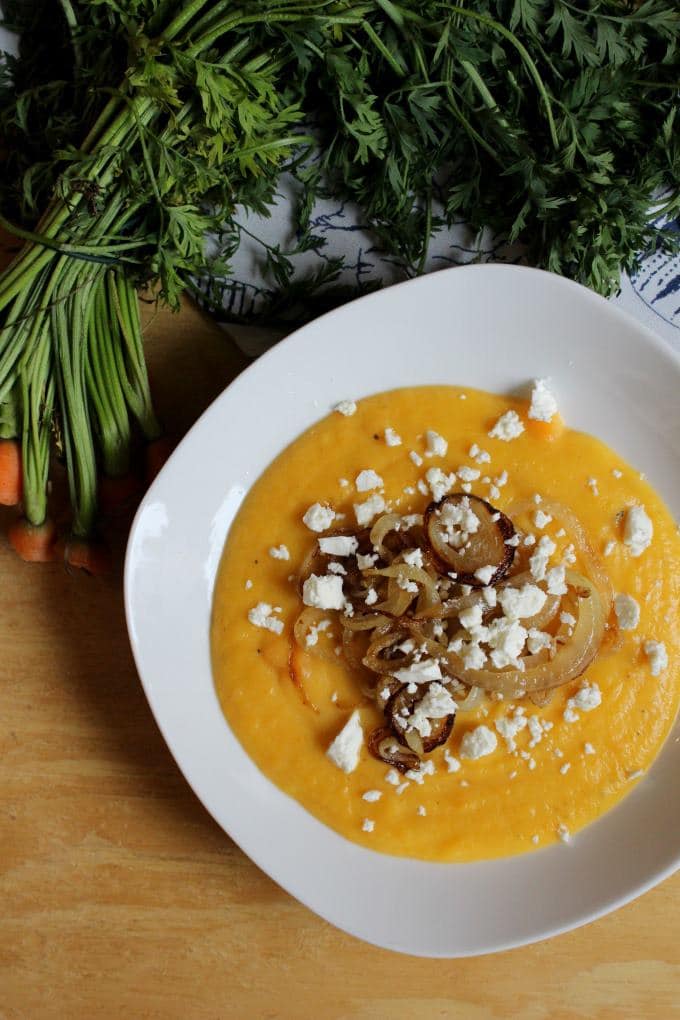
[211,385,680,862]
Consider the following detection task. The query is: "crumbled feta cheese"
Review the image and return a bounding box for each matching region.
[488,410,525,441]
[564,681,602,722]
[417,805,427,818]
[529,535,557,582]
[362,789,382,802]
[532,834,540,845]
[524,534,536,547]
[396,782,410,795]
[495,711,528,752]
[482,586,497,608]
[302,573,345,610]
[319,535,359,557]
[474,564,497,585]
[485,617,527,667]
[303,502,336,532]
[528,758,537,771]
[603,540,616,557]
[499,583,547,620]
[425,429,448,457]
[402,513,423,528]
[560,611,576,628]
[463,644,488,670]
[326,710,363,773]
[557,824,571,844]
[560,762,571,775]
[533,509,552,530]
[584,742,596,755]
[305,618,331,647]
[328,560,346,575]
[528,716,543,748]
[444,749,461,773]
[437,496,480,548]
[393,659,443,686]
[406,760,436,785]
[384,427,402,447]
[469,444,491,464]
[245,579,253,590]
[628,769,644,781]
[406,683,458,738]
[268,544,290,561]
[403,548,424,568]
[644,640,668,676]
[364,588,378,606]
[385,769,400,786]
[354,494,386,526]
[528,378,558,422]
[334,400,356,416]
[339,477,349,488]
[586,477,599,496]
[362,818,375,833]
[459,604,484,631]
[505,534,520,548]
[397,575,419,594]
[460,725,498,760]
[495,470,509,488]
[489,485,501,500]
[355,468,384,492]
[527,629,552,654]
[248,602,284,635]
[425,467,456,502]
[555,528,566,538]
[357,552,378,570]
[545,565,567,596]
[624,505,653,557]
[409,450,423,467]
[612,468,623,479]
[614,592,640,631]
[457,465,481,483]
[417,480,429,496]
[561,543,577,566]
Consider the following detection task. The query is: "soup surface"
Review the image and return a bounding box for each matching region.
[211,385,680,861]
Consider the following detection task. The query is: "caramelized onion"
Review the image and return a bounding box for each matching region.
[293,608,338,663]
[456,685,485,711]
[367,726,420,773]
[425,493,515,586]
[363,626,418,674]
[443,570,605,696]
[385,684,455,754]
[369,513,405,562]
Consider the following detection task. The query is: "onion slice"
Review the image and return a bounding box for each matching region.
[425,493,515,586]
[367,726,420,773]
[387,684,456,754]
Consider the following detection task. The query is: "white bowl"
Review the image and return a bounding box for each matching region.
[125,264,680,957]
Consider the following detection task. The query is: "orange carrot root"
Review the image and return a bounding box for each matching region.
[8,517,57,562]
[145,436,173,483]
[64,536,112,576]
[0,439,22,505]
[99,473,142,514]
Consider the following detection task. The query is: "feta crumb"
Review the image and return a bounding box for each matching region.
[409,450,423,467]
[319,535,359,557]
[603,540,616,557]
[644,640,668,676]
[463,644,488,670]
[495,712,528,752]
[403,548,424,568]
[326,710,363,773]
[385,427,402,447]
[612,468,623,479]
[529,535,557,582]
[460,725,498,760]
[459,604,483,631]
[528,758,537,771]
[364,588,378,606]
[488,409,525,442]
[545,565,567,596]
[354,494,386,526]
[330,690,338,702]
[425,467,456,502]
[303,502,336,533]
[584,742,596,755]
[628,769,644,781]
[474,564,497,585]
[482,586,497,608]
[417,805,427,817]
[499,583,547,620]
[357,552,378,570]
[444,749,461,773]
[564,681,602,722]
[533,509,553,530]
[527,628,552,654]
[524,534,536,547]
[338,477,349,488]
[485,617,527,666]
[560,762,571,775]
[469,443,491,464]
[505,534,520,548]
[362,789,382,803]
[528,378,558,422]
[624,505,653,557]
[461,482,472,494]
[269,544,290,560]
[334,400,356,416]
[393,659,443,686]
[355,468,384,492]
[396,782,410,795]
[528,716,543,748]
[362,818,375,833]
[614,592,640,631]
[305,618,331,647]
[425,429,448,457]
[385,769,400,786]
[532,834,540,845]
[248,602,284,635]
[244,579,253,590]
[587,477,599,496]
[557,824,571,844]
[457,465,481,483]
[407,683,457,738]
[417,480,429,496]
[302,574,345,610]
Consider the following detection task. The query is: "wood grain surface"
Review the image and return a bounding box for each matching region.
[1,249,679,1018]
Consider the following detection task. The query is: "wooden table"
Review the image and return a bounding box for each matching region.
[2,288,680,1020]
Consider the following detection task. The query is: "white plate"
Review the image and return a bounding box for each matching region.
[124,264,680,957]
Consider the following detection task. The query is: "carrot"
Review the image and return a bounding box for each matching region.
[526,413,565,441]
[64,536,112,576]
[7,516,57,562]
[0,439,22,505]
[98,472,141,514]
[145,436,173,484]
